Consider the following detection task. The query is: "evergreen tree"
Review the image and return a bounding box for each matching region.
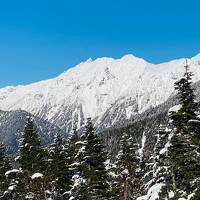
[152,125,172,199]
[47,134,71,199]
[84,118,109,199]
[69,174,89,200]
[167,63,200,198]
[69,118,109,200]
[0,144,11,197]
[107,161,121,200]
[114,132,140,200]
[2,169,25,200]
[137,63,200,200]
[145,63,200,199]
[28,173,47,200]
[69,136,89,200]
[67,127,79,178]
[18,116,46,174]
[15,116,47,199]
[170,63,198,131]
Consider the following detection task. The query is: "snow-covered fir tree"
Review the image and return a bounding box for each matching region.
[0,143,11,198]
[107,161,121,200]
[69,173,89,200]
[69,118,109,200]
[69,135,89,200]
[145,124,173,200]
[14,116,47,199]
[2,169,25,200]
[47,134,71,199]
[27,172,47,200]
[18,116,46,174]
[67,127,80,179]
[137,63,200,200]
[167,63,200,199]
[114,132,140,200]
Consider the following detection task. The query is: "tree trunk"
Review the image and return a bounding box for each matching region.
[172,171,176,191]
[123,177,128,200]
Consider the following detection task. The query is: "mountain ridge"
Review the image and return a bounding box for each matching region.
[0,53,200,133]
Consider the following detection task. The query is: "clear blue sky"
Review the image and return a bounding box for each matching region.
[0,0,200,87]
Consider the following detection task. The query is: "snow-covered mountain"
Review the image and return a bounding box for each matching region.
[0,54,200,133]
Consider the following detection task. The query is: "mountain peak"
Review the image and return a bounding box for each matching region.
[80,57,93,64]
[0,53,200,133]
[121,54,142,61]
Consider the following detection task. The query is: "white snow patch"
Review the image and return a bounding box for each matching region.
[137,183,164,200]
[8,185,16,191]
[188,193,195,199]
[31,173,43,179]
[5,169,21,176]
[169,191,175,198]
[126,106,133,119]
[168,104,182,114]
[138,132,146,160]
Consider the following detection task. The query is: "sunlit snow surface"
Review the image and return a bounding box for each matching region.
[31,173,43,179]
[0,54,200,132]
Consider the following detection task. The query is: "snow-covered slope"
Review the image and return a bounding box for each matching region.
[0,54,200,132]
